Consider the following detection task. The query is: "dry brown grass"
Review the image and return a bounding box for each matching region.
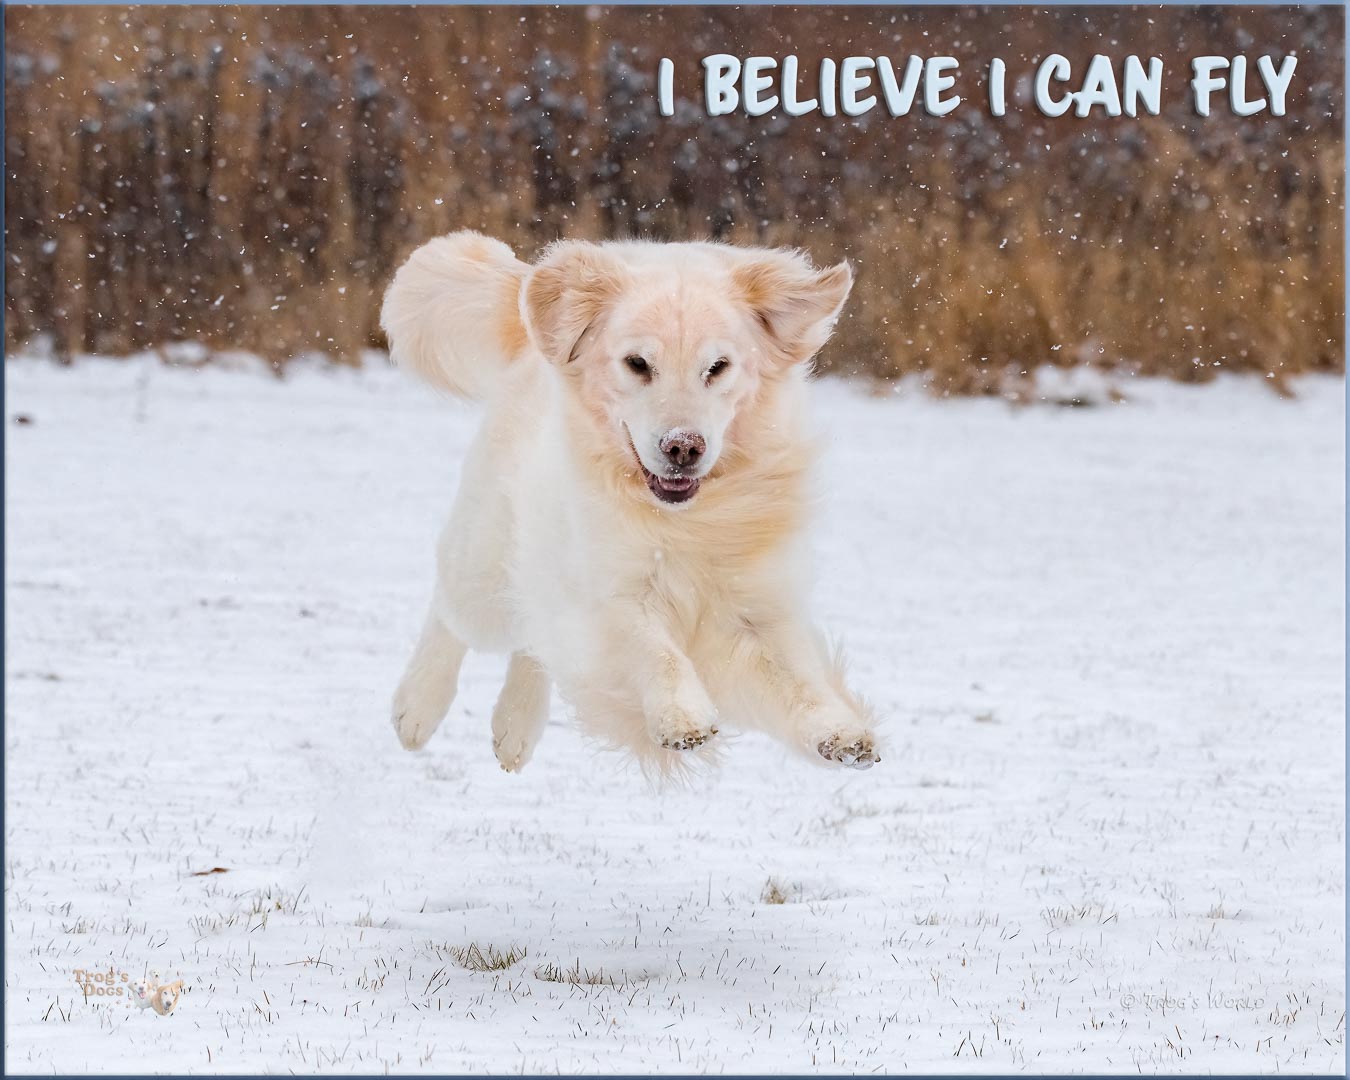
[448,943,526,973]
[4,6,1342,392]
[534,960,629,987]
[760,878,801,905]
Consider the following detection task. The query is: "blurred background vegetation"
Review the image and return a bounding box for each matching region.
[4,5,1344,394]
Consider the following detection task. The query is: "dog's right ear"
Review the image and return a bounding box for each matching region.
[521,242,628,365]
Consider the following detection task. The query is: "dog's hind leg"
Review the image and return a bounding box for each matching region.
[391,603,468,750]
[491,652,550,772]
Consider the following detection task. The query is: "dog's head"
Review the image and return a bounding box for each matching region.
[521,242,852,507]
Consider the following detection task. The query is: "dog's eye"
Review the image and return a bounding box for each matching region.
[624,355,652,380]
[705,358,729,383]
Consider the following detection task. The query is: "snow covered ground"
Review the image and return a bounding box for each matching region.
[4,355,1344,1074]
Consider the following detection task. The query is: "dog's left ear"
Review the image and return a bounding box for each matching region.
[521,242,628,365]
[733,252,854,363]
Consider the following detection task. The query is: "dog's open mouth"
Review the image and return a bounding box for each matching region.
[642,467,701,505]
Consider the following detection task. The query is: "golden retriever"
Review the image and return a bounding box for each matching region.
[381,233,878,774]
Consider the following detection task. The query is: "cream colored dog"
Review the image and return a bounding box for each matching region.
[382,233,879,773]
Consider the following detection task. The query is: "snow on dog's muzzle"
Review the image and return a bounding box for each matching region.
[625,424,706,504]
[643,428,706,503]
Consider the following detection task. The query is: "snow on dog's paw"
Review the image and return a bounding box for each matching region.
[653,709,719,752]
[661,727,717,751]
[817,732,880,769]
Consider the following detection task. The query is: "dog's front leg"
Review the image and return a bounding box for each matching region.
[717,623,879,769]
[608,614,719,752]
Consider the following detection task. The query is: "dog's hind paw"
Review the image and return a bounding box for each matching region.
[493,731,533,772]
[391,687,448,751]
[817,732,880,769]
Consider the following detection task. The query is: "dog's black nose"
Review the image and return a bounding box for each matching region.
[660,430,706,469]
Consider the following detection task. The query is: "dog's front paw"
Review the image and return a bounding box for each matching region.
[816,731,880,769]
[651,708,719,752]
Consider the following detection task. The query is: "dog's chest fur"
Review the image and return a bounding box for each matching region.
[618,499,808,648]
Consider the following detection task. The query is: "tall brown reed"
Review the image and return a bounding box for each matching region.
[4,5,1343,392]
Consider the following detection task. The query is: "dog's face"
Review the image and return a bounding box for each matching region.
[572,273,764,506]
[522,243,852,507]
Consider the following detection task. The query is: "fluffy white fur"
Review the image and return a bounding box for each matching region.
[382,232,879,774]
